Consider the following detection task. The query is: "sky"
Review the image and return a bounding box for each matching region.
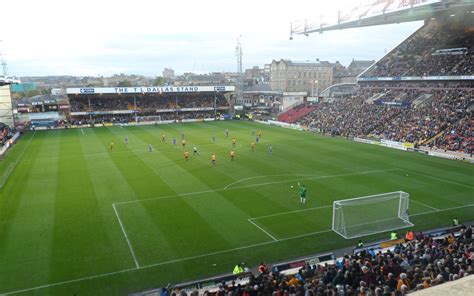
[0,0,423,77]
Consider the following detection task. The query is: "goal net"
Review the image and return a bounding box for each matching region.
[136,115,162,123]
[332,191,413,239]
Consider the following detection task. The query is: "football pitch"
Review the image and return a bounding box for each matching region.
[0,121,472,295]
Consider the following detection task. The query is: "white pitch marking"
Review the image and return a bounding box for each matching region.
[112,204,140,269]
[224,173,315,190]
[80,128,85,136]
[403,169,474,189]
[0,131,36,189]
[411,200,439,211]
[224,169,399,190]
[3,202,474,295]
[251,205,333,220]
[247,219,278,241]
[410,203,474,217]
[113,168,399,206]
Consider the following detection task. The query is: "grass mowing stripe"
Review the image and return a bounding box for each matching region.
[224,173,316,190]
[112,204,140,269]
[247,219,278,241]
[403,169,474,189]
[7,202,472,295]
[106,127,242,262]
[250,205,333,220]
[0,131,36,189]
[410,200,440,211]
[1,123,473,295]
[409,203,474,217]
[113,168,399,206]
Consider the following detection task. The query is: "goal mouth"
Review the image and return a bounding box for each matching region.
[332,191,413,239]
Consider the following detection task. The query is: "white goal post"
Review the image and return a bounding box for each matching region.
[136,115,162,123]
[332,191,413,239]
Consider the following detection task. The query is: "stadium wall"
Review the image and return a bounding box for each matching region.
[0,85,14,126]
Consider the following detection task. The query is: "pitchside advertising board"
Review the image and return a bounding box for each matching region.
[66,86,235,95]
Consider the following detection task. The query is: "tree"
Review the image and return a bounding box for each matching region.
[153,76,164,86]
[117,80,133,87]
[25,89,41,98]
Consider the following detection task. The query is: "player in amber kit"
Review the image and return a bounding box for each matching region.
[110,140,115,150]
[162,134,166,142]
[232,137,236,147]
[230,149,235,161]
[182,139,186,149]
[251,142,255,151]
[211,153,217,165]
[184,150,189,161]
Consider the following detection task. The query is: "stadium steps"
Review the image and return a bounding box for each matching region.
[412,93,433,108]
[365,93,384,104]
[277,105,318,123]
[421,130,445,146]
[394,92,407,101]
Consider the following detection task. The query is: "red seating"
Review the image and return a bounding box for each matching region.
[278,105,318,123]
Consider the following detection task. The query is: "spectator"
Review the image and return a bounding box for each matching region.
[397,273,411,292]
[233,263,244,275]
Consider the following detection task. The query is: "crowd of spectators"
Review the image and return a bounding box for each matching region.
[0,123,11,147]
[297,88,473,154]
[362,20,474,78]
[359,81,474,90]
[69,94,229,112]
[433,108,473,153]
[164,225,472,296]
[69,111,219,125]
[68,94,229,125]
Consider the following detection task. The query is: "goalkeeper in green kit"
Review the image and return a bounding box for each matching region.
[298,182,307,204]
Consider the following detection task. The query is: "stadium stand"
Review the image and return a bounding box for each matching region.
[325,16,474,156]
[140,223,472,296]
[68,93,230,124]
[361,19,474,78]
[297,85,473,155]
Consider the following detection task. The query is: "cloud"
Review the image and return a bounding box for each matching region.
[0,0,422,76]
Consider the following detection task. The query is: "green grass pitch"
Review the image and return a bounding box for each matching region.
[0,121,472,295]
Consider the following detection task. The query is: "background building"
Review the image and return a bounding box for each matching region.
[333,59,374,84]
[270,59,333,95]
[163,68,175,79]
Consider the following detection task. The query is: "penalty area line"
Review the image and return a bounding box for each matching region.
[410,200,439,211]
[3,203,473,295]
[113,168,399,206]
[112,204,140,269]
[247,219,278,241]
[251,204,333,220]
[3,226,333,295]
